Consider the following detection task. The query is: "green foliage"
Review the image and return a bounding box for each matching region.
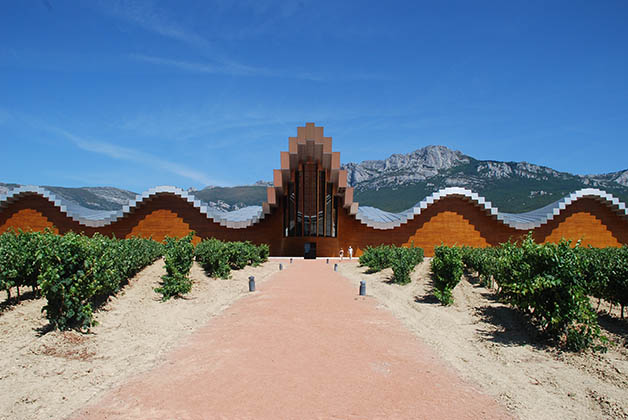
[431,245,464,305]
[461,246,498,288]
[492,234,603,351]
[1,230,168,329]
[155,233,195,301]
[581,245,628,318]
[194,238,269,279]
[37,232,162,331]
[194,238,231,278]
[0,229,51,300]
[359,244,423,284]
[390,247,424,284]
[359,245,393,273]
[456,239,628,350]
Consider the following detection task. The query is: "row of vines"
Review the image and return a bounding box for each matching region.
[359,244,424,284]
[0,230,270,329]
[431,235,628,351]
[357,237,627,351]
[155,236,269,300]
[0,230,163,330]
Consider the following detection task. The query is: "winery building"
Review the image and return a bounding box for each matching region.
[1,123,627,256]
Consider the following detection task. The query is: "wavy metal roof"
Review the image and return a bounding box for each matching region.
[355,187,628,230]
[0,185,265,229]
[1,186,626,231]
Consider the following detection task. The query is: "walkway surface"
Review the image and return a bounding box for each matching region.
[72,260,510,420]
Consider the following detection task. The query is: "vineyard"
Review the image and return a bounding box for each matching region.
[0,230,269,330]
[359,237,628,352]
[433,236,628,351]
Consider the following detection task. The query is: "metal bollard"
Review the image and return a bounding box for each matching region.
[334,263,338,272]
[359,280,366,296]
[248,276,255,292]
[326,258,329,264]
[279,263,283,271]
[290,257,293,264]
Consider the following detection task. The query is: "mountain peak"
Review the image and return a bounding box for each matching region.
[342,145,470,186]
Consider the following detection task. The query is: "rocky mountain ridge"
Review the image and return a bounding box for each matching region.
[341,145,628,212]
[342,145,628,190]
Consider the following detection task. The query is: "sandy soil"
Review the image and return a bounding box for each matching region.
[0,259,284,420]
[339,260,628,420]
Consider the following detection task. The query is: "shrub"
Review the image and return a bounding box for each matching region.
[390,246,424,284]
[608,246,628,319]
[493,234,603,351]
[194,238,269,279]
[581,245,628,319]
[431,245,464,305]
[461,246,498,288]
[155,233,195,301]
[0,229,52,300]
[359,245,393,273]
[39,233,163,330]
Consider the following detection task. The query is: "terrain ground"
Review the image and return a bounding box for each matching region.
[0,259,281,420]
[0,258,625,419]
[339,260,628,419]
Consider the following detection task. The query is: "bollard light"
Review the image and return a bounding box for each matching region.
[334,263,338,272]
[290,257,293,264]
[326,258,329,264]
[279,263,283,271]
[359,280,366,296]
[248,276,255,292]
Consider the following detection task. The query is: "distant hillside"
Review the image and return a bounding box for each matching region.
[0,183,137,211]
[189,185,268,211]
[0,182,269,213]
[343,146,628,213]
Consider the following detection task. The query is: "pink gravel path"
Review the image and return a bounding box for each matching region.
[72,260,511,420]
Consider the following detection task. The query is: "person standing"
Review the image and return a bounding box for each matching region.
[348,246,353,260]
[339,248,344,261]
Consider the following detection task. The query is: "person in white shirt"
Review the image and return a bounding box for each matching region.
[348,246,353,260]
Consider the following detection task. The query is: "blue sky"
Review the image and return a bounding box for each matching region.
[1,0,627,192]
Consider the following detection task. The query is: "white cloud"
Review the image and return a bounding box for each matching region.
[55,127,218,186]
[129,53,273,77]
[97,0,209,49]
[98,1,331,80]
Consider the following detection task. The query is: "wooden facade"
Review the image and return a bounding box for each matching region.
[1,123,627,256]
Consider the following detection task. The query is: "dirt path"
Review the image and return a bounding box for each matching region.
[0,259,282,420]
[339,260,628,420]
[72,259,510,420]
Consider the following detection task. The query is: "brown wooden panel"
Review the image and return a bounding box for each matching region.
[127,209,201,244]
[0,194,88,235]
[542,212,621,247]
[402,211,490,256]
[0,208,58,234]
[535,198,627,247]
